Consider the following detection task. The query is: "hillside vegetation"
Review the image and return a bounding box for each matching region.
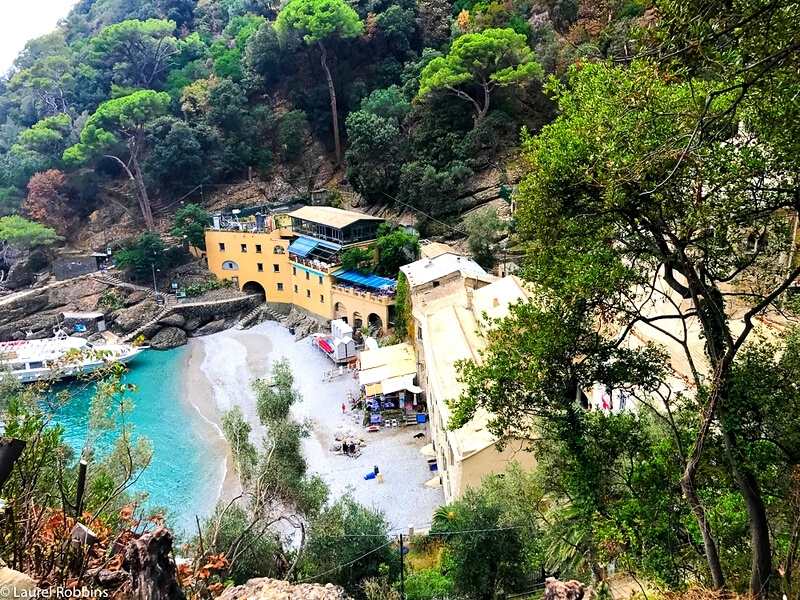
[0,0,649,239]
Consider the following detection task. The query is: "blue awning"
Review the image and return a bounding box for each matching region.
[288,236,319,257]
[288,235,341,257]
[333,269,396,290]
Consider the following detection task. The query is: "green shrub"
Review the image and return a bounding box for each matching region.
[403,569,454,600]
[97,289,125,311]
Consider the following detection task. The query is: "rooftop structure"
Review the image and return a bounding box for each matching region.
[287,206,383,245]
[359,342,417,393]
[400,252,489,289]
[419,241,457,259]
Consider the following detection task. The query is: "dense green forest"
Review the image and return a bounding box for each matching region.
[0,0,648,236]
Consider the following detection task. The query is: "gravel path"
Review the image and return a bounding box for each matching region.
[196,320,443,532]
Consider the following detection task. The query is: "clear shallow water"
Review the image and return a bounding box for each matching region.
[52,347,221,535]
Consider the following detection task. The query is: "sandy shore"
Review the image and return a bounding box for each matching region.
[182,340,242,512]
[188,320,444,532]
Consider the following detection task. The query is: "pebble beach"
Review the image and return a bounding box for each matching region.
[183,320,444,532]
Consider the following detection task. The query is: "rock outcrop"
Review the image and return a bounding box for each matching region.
[219,578,352,600]
[192,318,227,337]
[149,327,188,350]
[113,301,161,331]
[0,564,36,596]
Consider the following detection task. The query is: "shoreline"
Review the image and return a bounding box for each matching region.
[181,338,242,514]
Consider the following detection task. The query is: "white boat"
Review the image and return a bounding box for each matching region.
[0,330,146,383]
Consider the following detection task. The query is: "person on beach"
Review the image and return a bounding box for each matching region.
[341,402,347,413]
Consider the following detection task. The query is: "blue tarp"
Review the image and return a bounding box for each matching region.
[288,236,341,257]
[333,269,396,290]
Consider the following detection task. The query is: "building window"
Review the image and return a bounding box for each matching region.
[277,283,284,291]
[257,263,264,272]
[306,289,311,298]
[294,284,298,293]
[274,245,285,254]
[273,264,280,273]
[218,242,225,251]
[305,271,310,280]
[222,260,239,271]
[240,243,247,253]
[318,275,323,285]
[255,244,262,253]
[292,266,297,275]
[320,294,324,303]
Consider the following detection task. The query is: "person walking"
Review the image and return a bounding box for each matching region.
[341,402,347,413]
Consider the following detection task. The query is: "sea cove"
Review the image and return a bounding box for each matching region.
[52,346,227,534]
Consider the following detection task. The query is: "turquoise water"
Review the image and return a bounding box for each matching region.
[52,347,222,534]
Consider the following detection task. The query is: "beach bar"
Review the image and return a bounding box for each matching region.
[358,343,424,427]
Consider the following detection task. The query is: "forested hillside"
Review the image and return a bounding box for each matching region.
[0,0,649,241]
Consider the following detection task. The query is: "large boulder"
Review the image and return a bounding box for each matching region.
[113,301,160,333]
[158,313,186,328]
[149,327,187,350]
[192,318,226,337]
[0,565,36,597]
[219,578,351,600]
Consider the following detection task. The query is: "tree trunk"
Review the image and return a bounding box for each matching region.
[125,527,185,600]
[477,81,491,123]
[0,438,26,494]
[681,470,726,588]
[719,424,773,598]
[104,150,154,230]
[318,41,342,167]
[129,139,155,230]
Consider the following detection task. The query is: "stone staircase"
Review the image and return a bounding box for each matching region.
[92,273,175,342]
[121,304,173,343]
[234,302,279,330]
[92,273,171,306]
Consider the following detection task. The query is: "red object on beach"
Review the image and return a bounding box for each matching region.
[317,338,333,353]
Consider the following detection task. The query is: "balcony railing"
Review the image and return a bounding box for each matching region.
[332,284,395,304]
[290,256,339,273]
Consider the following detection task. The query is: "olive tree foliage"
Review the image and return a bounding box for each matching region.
[418,28,542,123]
[63,90,171,229]
[300,495,393,593]
[276,0,363,166]
[454,55,800,598]
[170,203,210,249]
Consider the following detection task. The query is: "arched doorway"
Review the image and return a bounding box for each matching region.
[368,313,383,334]
[334,301,348,323]
[242,281,266,300]
[352,312,363,330]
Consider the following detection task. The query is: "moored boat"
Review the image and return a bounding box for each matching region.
[0,330,146,383]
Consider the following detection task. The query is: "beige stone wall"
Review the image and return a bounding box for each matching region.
[460,441,536,493]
